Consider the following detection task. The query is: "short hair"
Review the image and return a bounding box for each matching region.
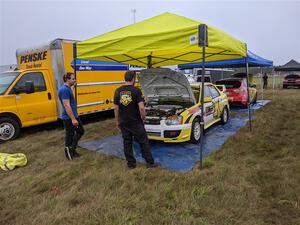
[124,71,136,82]
[63,72,74,82]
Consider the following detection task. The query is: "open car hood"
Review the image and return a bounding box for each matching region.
[139,68,196,104]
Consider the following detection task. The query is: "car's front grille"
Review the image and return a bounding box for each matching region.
[146,132,161,137]
[145,117,161,125]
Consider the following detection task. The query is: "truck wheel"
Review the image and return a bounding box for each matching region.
[190,118,201,144]
[0,118,20,141]
[220,106,229,124]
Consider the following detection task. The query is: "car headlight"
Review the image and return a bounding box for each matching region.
[165,115,183,125]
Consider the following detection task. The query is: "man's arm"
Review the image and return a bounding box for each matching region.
[62,99,78,127]
[138,101,146,123]
[114,104,120,129]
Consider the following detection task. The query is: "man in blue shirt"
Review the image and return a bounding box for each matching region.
[58,72,84,160]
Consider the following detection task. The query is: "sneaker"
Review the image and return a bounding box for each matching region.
[146,162,159,168]
[64,147,73,160]
[127,164,136,169]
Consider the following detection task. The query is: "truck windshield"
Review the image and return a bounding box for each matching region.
[0,72,20,95]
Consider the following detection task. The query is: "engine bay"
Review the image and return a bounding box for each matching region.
[145,104,185,118]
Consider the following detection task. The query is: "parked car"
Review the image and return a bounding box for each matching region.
[283,74,300,89]
[215,78,257,107]
[139,68,230,144]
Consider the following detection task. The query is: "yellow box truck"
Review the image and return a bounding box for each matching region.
[0,39,128,141]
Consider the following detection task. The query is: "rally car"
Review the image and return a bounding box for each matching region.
[216,78,257,107]
[139,68,230,143]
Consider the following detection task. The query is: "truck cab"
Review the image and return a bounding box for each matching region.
[0,69,57,141]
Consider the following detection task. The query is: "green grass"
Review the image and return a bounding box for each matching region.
[0,88,300,225]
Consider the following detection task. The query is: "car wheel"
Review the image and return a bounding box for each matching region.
[0,118,20,142]
[283,85,287,89]
[220,106,229,124]
[190,118,201,144]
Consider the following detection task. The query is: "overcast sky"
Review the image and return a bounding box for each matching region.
[0,0,299,66]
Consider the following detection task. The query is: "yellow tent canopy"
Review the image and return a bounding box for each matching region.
[77,12,246,67]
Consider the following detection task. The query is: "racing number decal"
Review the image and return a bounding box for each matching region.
[205,105,214,116]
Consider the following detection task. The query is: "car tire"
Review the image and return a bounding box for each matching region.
[283,85,287,89]
[220,106,229,125]
[0,118,20,142]
[190,118,201,144]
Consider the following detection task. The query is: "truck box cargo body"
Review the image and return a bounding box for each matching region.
[0,39,128,141]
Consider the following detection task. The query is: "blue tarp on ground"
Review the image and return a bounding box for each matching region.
[178,50,273,69]
[79,100,271,172]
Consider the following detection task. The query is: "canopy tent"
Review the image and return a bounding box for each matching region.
[77,12,246,67]
[178,50,273,69]
[275,59,300,71]
[76,12,248,169]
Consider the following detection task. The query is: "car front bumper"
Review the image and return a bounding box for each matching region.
[145,122,192,143]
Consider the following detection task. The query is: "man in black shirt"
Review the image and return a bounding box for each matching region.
[263,73,268,89]
[114,71,156,169]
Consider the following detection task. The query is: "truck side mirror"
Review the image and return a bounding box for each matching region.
[25,81,35,94]
[11,87,21,95]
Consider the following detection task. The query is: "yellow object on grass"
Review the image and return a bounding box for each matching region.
[77,12,246,67]
[0,153,27,171]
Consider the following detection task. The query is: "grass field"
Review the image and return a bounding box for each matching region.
[0,87,299,225]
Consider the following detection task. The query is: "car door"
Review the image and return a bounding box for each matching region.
[10,71,57,126]
[208,85,221,119]
[203,85,214,125]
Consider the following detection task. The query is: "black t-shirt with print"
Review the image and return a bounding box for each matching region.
[114,85,143,125]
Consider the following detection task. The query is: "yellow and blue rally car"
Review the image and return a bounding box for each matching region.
[139,68,230,143]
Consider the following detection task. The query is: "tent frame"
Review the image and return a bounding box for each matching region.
[73,19,248,170]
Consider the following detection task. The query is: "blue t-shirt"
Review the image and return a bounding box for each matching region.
[58,84,78,120]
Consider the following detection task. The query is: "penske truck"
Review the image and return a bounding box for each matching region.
[0,39,128,141]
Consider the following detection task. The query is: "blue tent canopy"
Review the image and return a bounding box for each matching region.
[178,50,273,69]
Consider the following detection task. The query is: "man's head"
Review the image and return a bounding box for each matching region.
[124,71,136,84]
[63,73,76,86]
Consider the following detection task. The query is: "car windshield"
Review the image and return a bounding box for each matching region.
[285,74,300,79]
[216,80,241,89]
[0,72,20,95]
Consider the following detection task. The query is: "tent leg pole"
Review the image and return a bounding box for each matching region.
[199,46,206,170]
[245,59,252,131]
[272,68,275,98]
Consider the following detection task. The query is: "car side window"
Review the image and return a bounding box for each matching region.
[14,72,46,92]
[204,86,211,98]
[208,86,220,99]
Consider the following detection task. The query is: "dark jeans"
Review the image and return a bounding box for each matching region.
[63,118,85,150]
[120,123,154,166]
[263,81,268,89]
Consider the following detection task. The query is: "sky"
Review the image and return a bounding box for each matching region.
[0,0,299,66]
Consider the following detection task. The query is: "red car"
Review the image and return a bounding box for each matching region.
[283,74,300,89]
[216,78,257,107]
